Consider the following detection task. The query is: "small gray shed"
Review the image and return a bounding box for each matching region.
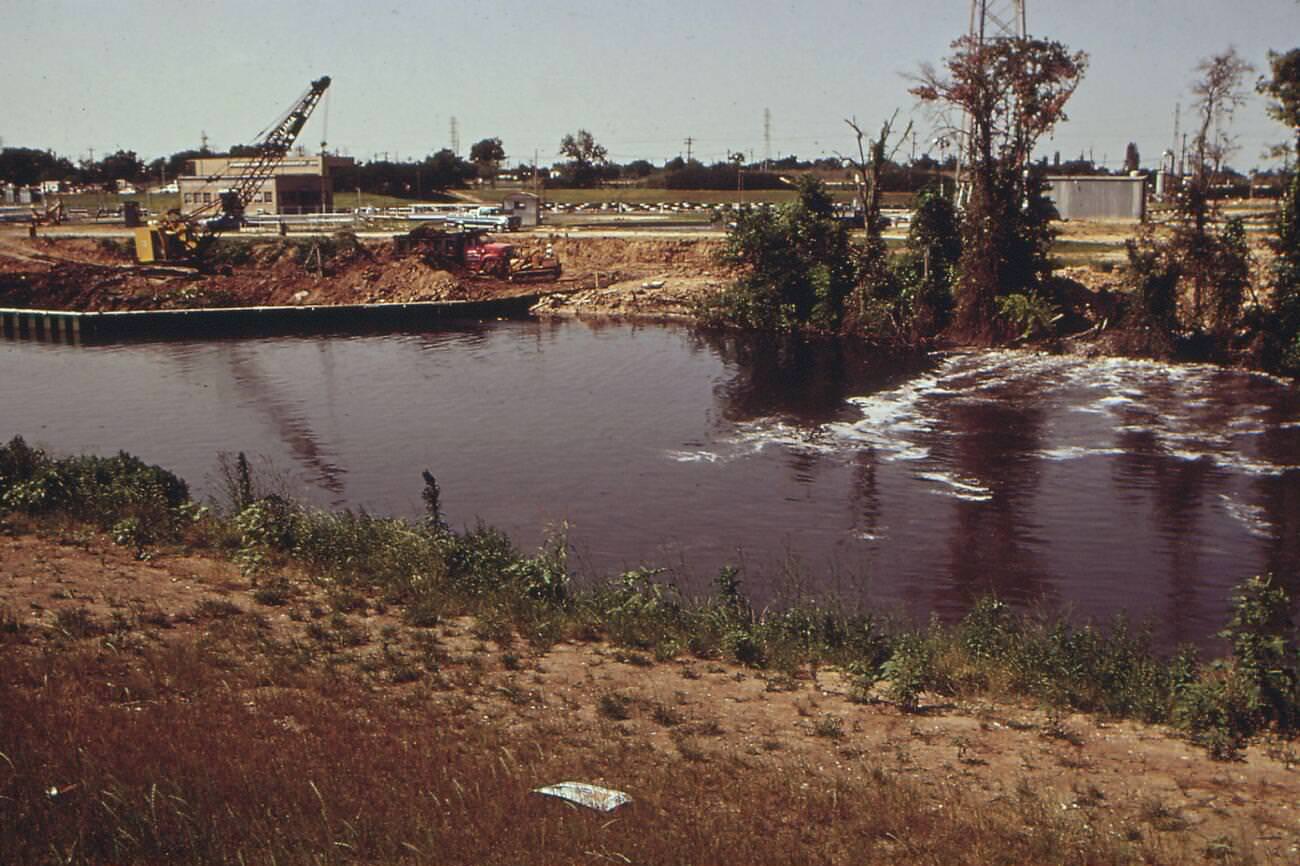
[502,192,541,227]
[1045,175,1146,220]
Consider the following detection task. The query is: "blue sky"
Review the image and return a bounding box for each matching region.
[5,0,1298,171]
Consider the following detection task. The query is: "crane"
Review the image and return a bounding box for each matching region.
[134,75,332,265]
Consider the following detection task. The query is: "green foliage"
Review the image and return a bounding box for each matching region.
[1170,183,1252,338]
[1005,176,1060,294]
[1258,48,1300,152]
[701,176,857,333]
[1212,216,1250,335]
[445,523,521,596]
[469,137,506,169]
[663,162,786,190]
[500,526,571,604]
[913,36,1086,341]
[12,441,1300,762]
[881,631,939,711]
[1122,183,1254,357]
[0,146,78,185]
[894,187,961,332]
[1123,226,1181,354]
[844,233,908,345]
[1174,675,1260,760]
[0,437,190,546]
[997,292,1062,341]
[1220,575,1298,729]
[557,130,608,188]
[1269,171,1300,374]
[331,151,476,197]
[939,169,1063,342]
[1173,575,1300,758]
[584,568,687,650]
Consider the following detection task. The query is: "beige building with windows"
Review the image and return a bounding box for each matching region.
[178,154,354,216]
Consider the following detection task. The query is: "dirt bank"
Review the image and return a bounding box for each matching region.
[3,524,1298,863]
[0,230,730,314]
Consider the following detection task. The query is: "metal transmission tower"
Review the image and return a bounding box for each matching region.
[968,0,1025,43]
[955,0,1027,200]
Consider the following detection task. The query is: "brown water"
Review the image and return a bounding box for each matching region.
[4,319,1298,645]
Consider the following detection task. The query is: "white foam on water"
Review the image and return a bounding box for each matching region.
[685,348,1297,484]
[666,449,723,464]
[1211,452,1296,477]
[732,420,840,455]
[916,471,994,502]
[1039,445,1126,461]
[1218,494,1275,539]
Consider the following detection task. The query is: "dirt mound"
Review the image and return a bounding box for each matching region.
[0,231,729,314]
[524,236,726,276]
[0,264,147,310]
[534,275,726,320]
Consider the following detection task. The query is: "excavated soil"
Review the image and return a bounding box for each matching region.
[0,231,730,314]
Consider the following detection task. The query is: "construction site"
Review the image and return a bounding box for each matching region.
[0,71,747,333]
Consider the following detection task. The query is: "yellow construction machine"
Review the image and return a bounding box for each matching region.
[134,75,331,265]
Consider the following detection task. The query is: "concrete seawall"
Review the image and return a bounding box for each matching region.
[0,294,540,342]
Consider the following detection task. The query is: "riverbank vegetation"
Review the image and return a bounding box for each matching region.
[703,39,1300,380]
[6,439,1300,862]
[3,436,1299,761]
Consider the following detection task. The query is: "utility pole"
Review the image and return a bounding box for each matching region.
[684,137,694,163]
[1171,103,1181,174]
[763,109,771,170]
[909,129,917,189]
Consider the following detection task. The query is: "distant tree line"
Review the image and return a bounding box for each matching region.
[0,147,151,188]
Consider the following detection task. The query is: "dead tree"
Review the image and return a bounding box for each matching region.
[843,111,913,241]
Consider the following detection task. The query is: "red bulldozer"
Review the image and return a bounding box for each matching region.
[463,232,561,281]
[401,225,560,282]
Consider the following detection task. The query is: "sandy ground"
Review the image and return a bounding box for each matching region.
[3,525,1300,862]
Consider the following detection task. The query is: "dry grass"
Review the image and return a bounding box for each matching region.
[1,639,1184,866]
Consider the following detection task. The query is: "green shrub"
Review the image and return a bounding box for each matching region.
[1171,575,1300,758]
[997,292,1062,340]
[501,529,571,605]
[700,177,857,333]
[584,568,687,649]
[445,523,520,596]
[882,631,940,711]
[0,438,190,545]
[1218,574,1299,730]
[1174,674,1258,760]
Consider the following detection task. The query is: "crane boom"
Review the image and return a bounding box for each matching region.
[135,75,333,264]
[222,75,332,221]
